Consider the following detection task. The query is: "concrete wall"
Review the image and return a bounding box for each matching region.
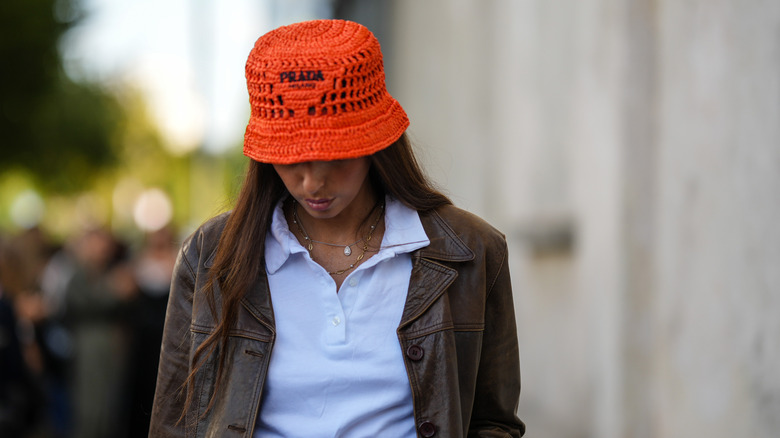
[387,1,780,437]
[654,1,780,436]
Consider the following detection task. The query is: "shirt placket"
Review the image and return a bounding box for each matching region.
[315,266,346,345]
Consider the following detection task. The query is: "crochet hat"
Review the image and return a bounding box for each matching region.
[243,19,409,164]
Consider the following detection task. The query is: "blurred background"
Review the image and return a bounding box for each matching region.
[1,0,778,437]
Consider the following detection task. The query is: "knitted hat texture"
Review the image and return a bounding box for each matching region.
[243,20,409,164]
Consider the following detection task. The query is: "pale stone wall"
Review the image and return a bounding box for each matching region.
[387,0,780,437]
[654,1,780,436]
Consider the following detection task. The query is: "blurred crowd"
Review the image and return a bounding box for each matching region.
[0,225,178,438]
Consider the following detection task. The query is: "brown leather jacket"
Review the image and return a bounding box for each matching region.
[149,204,524,437]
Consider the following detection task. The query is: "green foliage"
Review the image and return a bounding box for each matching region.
[0,0,121,194]
[0,0,240,237]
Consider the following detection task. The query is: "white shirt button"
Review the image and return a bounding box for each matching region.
[348,278,358,287]
[332,316,341,326]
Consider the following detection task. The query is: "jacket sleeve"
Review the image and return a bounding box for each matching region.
[148,235,198,438]
[468,241,525,437]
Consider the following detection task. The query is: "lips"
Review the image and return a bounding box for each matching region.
[305,198,333,211]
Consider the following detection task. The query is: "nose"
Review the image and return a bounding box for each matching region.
[301,162,327,194]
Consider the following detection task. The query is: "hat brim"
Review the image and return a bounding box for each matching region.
[243,98,409,164]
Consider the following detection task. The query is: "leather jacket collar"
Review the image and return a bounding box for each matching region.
[206,207,478,340]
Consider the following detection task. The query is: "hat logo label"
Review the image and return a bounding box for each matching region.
[280,70,324,83]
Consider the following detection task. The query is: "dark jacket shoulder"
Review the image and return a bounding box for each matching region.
[180,211,231,263]
[419,204,507,262]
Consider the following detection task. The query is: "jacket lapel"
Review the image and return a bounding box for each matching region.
[399,208,475,328]
[399,257,458,328]
[239,273,276,336]
[417,209,474,263]
[203,246,276,338]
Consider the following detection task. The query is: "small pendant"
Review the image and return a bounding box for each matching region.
[344,246,352,256]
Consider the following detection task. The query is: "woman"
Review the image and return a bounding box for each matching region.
[149,19,524,438]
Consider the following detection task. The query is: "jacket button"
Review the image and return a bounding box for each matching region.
[418,421,436,437]
[406,344,424,361]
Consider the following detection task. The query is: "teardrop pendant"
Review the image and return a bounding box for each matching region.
[344,245,352,256]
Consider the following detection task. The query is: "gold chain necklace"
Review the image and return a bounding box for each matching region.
[292,201,384,276]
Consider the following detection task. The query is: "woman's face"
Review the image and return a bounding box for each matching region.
[273,157,373,220]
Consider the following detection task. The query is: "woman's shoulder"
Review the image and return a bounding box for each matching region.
[179,211,231,258]
[197,211,232,238]
[421,204,507,253]
[428,204,504,236]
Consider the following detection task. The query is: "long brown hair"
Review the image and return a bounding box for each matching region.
[183,132,450,416]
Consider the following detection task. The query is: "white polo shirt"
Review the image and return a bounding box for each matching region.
[254,196,430,438]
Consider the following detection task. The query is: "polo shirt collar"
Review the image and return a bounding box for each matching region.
[265,198,304,275]
[264,196,430,275]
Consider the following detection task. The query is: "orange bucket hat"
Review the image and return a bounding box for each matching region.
[243,19,409,164]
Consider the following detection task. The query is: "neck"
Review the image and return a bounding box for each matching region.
[291,191,381,244]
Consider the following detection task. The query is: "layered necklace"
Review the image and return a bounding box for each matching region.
[292,200,384,276]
